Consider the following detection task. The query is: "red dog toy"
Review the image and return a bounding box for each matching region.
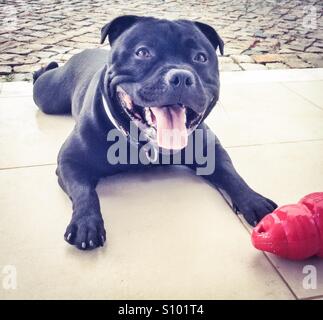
[252,192,323,260]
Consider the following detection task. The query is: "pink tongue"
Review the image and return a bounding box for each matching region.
[150,106,188,150]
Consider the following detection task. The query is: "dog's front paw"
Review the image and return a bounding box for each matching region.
[64,214,106,250]
[234,192,277,226]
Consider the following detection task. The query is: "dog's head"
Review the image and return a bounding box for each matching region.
[101,15,223,151]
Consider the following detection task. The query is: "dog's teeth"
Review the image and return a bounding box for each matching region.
[145,107,154,125]
[146,126,155,135]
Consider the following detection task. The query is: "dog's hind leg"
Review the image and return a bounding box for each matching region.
[33,61,58,84]
[33,61,72,115]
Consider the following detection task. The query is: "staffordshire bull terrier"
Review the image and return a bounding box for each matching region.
[33,15,277,250]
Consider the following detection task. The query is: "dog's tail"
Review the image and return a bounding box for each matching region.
[33,61,59,84]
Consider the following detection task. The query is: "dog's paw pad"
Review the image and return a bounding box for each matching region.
[235,193,278,226]
[64,214,106,250]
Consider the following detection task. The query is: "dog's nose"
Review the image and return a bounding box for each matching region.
[166,69,195,88]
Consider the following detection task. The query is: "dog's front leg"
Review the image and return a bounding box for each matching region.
[184,123,277,225]
[56,161,106,250]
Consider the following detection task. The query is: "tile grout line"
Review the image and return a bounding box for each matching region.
[0,95,33,99]
[0,163,57,171]
[260,252,299,300]
[279,81,323,112]
[2,136,323,171]
[0,163,311,300]
[221,78,323,86]
[238,215,323,300]
[235,216,299,300]
[217,187,299,299]
[300,294,323,300]
[2,70,323,98]
[220,68,323,84]
[1,68,323,95]
[225,138,323,149]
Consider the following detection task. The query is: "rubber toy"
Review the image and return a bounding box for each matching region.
[252,192,323,260]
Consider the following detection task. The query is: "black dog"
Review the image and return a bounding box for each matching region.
[33,15,277,250]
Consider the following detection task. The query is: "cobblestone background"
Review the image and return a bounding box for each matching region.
[0,0,322,81]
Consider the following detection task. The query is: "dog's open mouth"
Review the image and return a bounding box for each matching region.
[116,86,203,150]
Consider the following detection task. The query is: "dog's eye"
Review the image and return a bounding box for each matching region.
[194,52,207,63]
[136,47,151,59]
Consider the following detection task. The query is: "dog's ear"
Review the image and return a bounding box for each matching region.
[100,15,140,45]
[194,22,224,55]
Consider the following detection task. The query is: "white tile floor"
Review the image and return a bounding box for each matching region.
[0,68,323,300]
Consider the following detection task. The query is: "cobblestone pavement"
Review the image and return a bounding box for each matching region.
[0,0,322,81]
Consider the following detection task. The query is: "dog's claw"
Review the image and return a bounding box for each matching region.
[64,215,106,250]
[101,235,105,246]
[234,192,278,226]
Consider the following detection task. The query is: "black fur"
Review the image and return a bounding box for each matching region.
[33,15,277,250]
